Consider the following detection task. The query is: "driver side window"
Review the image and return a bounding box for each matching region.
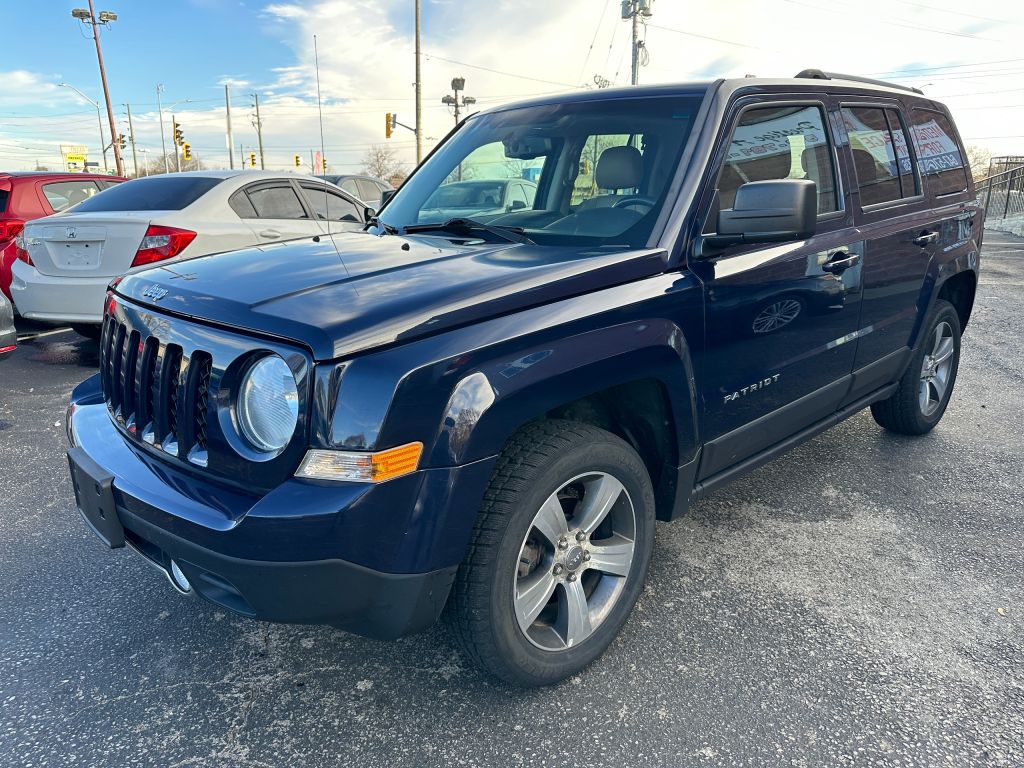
[713,104,839,222]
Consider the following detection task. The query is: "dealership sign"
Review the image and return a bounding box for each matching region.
[60,145,88,173]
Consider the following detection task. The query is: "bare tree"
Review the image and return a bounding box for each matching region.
[965,144,993,181]
[362,145,406,182]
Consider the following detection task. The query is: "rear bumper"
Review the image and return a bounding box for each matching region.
[67,377,495,638]
[10,259,108,324]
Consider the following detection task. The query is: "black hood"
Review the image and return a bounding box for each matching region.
[116,232,667,361]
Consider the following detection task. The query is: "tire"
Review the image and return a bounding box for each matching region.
[871,299,961,435]
[445,419,656,687]
[71,324,102,341]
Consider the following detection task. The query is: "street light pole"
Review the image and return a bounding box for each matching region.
[75,0,125,176]
[156,84,169,173]
[441,77,475,127]
[414,0,423,164]
[125,103,139,178]
[58,82,108,173]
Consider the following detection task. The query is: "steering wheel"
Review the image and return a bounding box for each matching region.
[612,195,657,211]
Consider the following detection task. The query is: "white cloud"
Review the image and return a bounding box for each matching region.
[3,0,1023,172]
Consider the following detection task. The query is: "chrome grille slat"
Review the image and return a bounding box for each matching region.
[110,322,127,415]
[100,322,212,468]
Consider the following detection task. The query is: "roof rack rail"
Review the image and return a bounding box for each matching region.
[794,69,924,95]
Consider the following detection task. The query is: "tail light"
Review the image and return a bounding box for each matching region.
[13,230,32,266]
[0,219,24,242]
[132,225,196,268]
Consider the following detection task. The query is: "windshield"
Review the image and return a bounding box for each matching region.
[377,93,705,247]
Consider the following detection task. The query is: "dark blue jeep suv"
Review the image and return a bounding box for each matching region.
[67,72,981,686]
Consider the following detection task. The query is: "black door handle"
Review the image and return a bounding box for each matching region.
[913,231,938,247]
[822,251,860,273]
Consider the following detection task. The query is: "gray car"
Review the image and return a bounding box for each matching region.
[0,292,16,358]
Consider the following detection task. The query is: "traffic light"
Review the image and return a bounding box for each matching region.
[182,143,192,162]
[385,112,393,139]
[294,154,301,168]
[117,134,127,150]
[173,121,183,146]
[250,152,256,167]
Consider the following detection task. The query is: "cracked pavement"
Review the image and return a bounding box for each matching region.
[1,231,1022,766]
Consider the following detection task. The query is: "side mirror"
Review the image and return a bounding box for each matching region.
[362,205,376,224]
[703,179,817,254]
[380,189,397,207]
[509,199,527,211]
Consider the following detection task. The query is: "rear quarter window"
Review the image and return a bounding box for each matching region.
[41,180,102,212]
[0,189,8,213]
[911,110,970,197]
[70,176,222,212]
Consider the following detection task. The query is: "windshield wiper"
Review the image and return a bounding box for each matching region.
[401,218,535,245]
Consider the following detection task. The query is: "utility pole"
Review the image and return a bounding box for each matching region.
[621,0,653,86]
[156,84,169,173]
[414,0,423,164]
[125,103,139,177]
[442,77,476,127]
[73,1,125,176]
[251,92,266,169]
[224,84,235,170]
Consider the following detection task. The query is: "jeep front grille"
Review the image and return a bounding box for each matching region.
[100,316,207,465]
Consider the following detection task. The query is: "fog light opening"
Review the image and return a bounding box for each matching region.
[168,560,192,594]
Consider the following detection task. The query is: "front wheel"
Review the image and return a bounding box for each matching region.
[871,299,962,435]
[445,420,655,687]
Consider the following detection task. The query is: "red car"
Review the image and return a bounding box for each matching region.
[0,172,126,302]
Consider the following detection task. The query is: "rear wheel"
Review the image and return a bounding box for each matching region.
[72,324,102,341]
[871,299,961,435]
[446,420,655,687]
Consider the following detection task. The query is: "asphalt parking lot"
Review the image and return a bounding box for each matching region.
[1,230,1022,767]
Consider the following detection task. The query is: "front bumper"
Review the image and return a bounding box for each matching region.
[68,377,496,639]
[10,259,109,324]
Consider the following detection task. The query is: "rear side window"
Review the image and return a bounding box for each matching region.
[911,110,969,196]
[247,184,308,219]
[356,179,383,206]
[716,104,839,215]
[42,180,102,212]
[841,106,920,206]
[339,179,361,198]
[0,189,8,213]
[71,176,221,212]
[299,184,362,222]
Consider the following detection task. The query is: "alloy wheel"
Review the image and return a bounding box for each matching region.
[919,320,955,416]
[513,471,637,651]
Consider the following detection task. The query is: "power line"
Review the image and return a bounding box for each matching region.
[422,52,580,88]
[646,23,771,51]
[780,0,1003,42]
[888,0,1024,27]
[866,58,1024,77]
[576,0,612,86]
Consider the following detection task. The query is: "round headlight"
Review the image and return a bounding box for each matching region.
[237,355,299,453]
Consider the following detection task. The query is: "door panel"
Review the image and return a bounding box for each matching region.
[691,98,863,480]
[838,103,934,371]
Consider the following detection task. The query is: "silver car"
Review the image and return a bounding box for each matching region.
[12,170,366,337]
[0,292,15,358]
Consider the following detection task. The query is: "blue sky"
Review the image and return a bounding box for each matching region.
[3,1,1023,173]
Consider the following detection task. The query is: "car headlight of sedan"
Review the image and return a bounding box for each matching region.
[237,355,299,453]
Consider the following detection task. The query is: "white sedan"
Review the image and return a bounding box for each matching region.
[11,170,367,336]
